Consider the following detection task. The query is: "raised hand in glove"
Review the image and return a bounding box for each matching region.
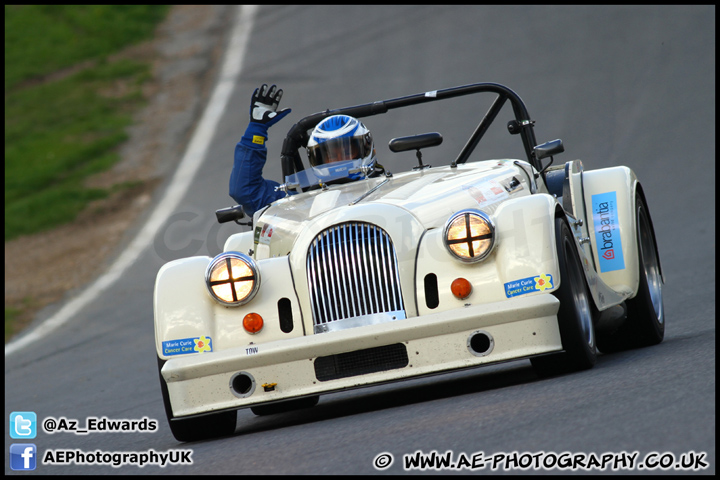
[249,83,291,127]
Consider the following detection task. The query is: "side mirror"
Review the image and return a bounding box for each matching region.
[533,139,564,176]
[533,139,564,161]
[215,205,251,225]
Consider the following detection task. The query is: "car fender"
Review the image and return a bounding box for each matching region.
[415,194,561,316]
[154,256,214,359]
[581,166,640,298]
[223,230,254,254]
[154,255,304,360]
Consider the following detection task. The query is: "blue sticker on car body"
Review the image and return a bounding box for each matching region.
[504,274,554,298]
[162,336,212,356]
[591,191,626,272]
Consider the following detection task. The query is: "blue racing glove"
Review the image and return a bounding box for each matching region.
[249,83,291,127]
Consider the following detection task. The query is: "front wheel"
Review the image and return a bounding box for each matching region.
[157,357,237,442]
[597,195,664,352]
[531,217,597,377]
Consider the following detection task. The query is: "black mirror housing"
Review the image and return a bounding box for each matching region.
[533,139,564,161]
[388,132,443,153]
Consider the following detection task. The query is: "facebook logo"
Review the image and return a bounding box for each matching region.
[10,411,37,439]
[10,444,37,471]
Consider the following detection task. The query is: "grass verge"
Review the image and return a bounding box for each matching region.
[5,5,170,341]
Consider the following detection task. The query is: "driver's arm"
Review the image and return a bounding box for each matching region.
[228,84,292,216]
[229,123,285,216]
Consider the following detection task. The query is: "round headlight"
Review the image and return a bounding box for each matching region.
[443,210,495,262]
[205,252,260,306]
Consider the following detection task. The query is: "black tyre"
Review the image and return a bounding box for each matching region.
[597,195,664,352]
[157,357,237,442]
[250,395,319,416]
[531,217,597,377]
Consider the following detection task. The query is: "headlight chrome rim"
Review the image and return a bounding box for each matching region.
[443,209,496,263]
[205,252,260,306]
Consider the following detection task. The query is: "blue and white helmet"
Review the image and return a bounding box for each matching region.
[307,115,375,179]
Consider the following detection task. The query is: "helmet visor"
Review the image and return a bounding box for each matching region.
[308,133,372,166]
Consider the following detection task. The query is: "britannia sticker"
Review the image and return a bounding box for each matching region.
[162,336,212,356]
[504,274,554,298]
[591,191,625,272]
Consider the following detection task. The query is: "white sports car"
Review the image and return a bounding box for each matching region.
[154,82,664,442]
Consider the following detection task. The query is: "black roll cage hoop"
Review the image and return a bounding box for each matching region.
[280,82,542,179]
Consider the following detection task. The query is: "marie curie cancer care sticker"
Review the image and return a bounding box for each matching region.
[162,336,212,356]
[591,191,625,272]
[505,274,554,298]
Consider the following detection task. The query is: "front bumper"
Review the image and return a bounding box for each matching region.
[162,294,561,418]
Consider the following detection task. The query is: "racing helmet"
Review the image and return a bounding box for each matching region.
[307,115,375,171]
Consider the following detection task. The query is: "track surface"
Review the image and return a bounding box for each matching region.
[5,6,714,475]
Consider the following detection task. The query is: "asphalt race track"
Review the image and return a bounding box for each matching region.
[5,5,714,475]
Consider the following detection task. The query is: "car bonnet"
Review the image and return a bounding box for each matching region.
[253,159,531,259]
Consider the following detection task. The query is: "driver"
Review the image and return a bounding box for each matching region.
[306,114,376,183]
[229,84,376,216]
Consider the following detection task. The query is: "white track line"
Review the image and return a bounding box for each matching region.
[5,5,259,356]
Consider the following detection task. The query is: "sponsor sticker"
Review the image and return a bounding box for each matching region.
[464,180,509,207]
[504,274,554,298]
[162,336,212,356]
[258,223,274,245]
[591,191,625,272]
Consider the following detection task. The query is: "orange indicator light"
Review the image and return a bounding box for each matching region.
[243,313,264,334]
[451,278,473,300]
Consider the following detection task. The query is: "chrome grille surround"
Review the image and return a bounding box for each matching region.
[306,222,405,333]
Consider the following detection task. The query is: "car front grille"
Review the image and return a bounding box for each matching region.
[314,343,409,381]
[306,222,405,333]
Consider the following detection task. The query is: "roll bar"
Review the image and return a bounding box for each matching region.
[280,82,542,178]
